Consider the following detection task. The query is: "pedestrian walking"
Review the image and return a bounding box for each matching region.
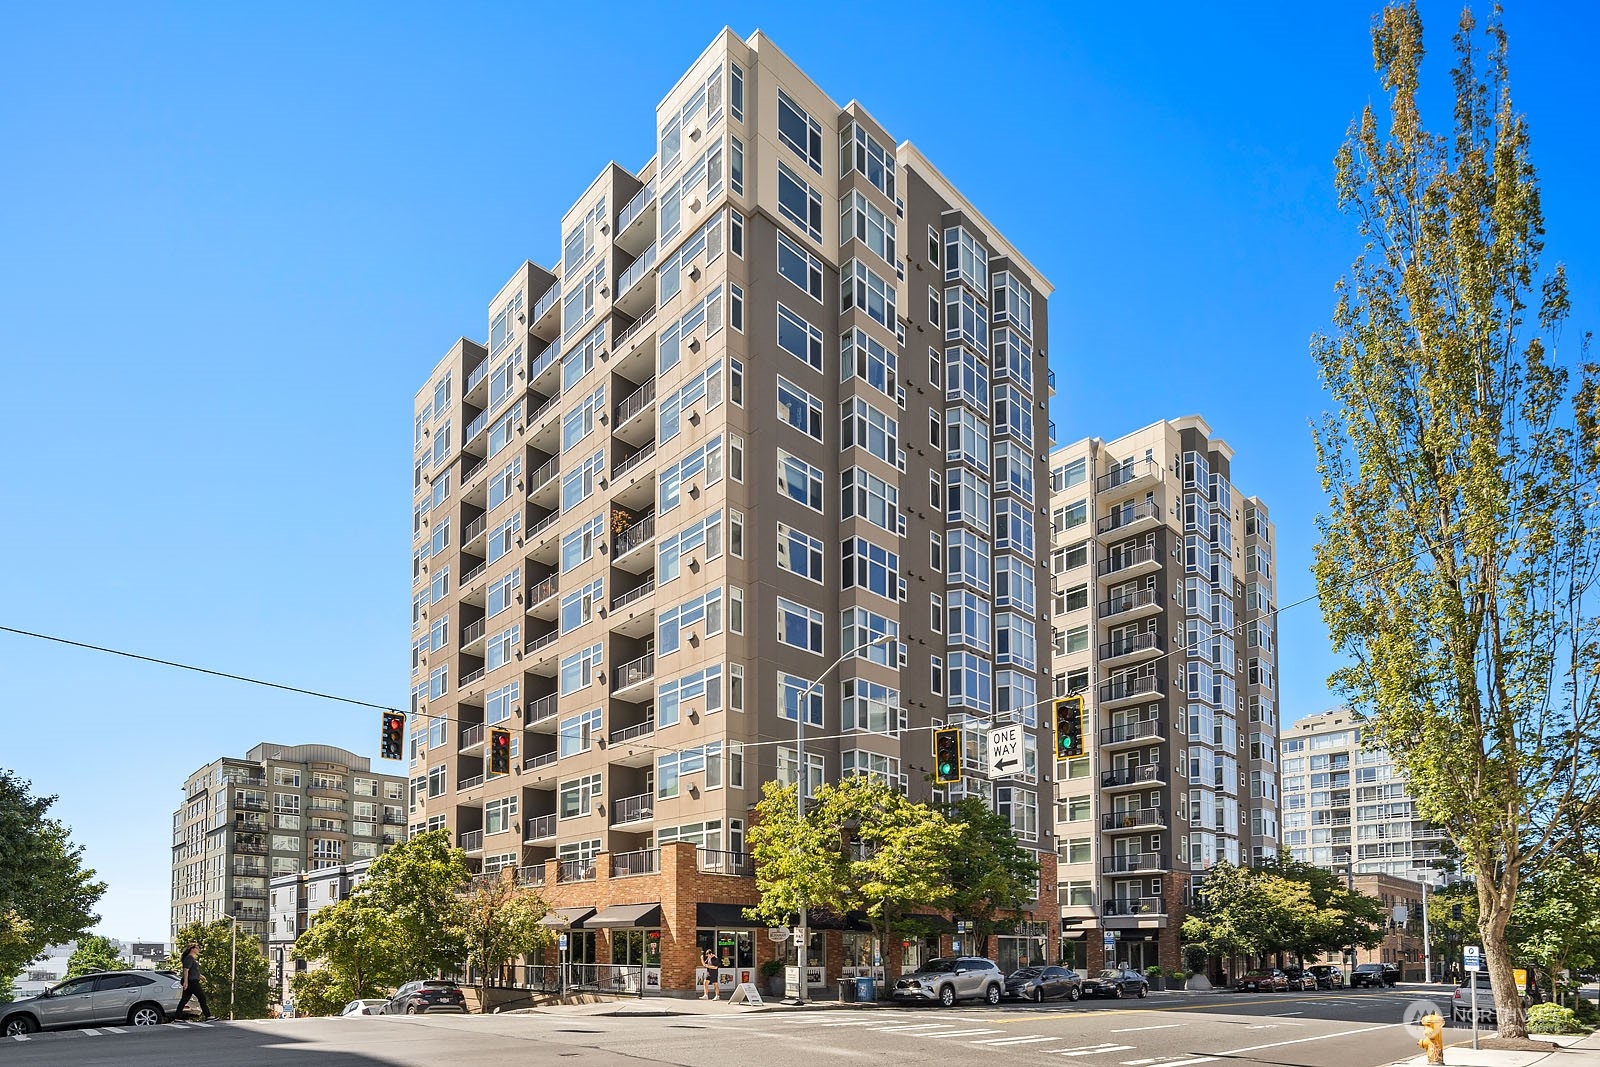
[174,943,217,1021]
[701,948,719,1000]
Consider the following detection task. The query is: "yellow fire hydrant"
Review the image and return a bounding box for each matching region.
[1419,1012,1445,1065]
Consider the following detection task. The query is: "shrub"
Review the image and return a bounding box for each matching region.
[759,959,785,980]
[1526,1003,1587,1035]
[1170,969,1188,981]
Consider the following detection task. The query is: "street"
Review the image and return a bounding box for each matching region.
[3,987,1452,1067]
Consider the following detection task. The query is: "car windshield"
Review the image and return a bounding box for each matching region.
[421,981,456,988]
[1097,970,1122,979]
[921,959,959,974]
[1010,968,1041,978]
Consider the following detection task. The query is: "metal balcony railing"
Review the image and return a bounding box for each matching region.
[527,510,561,542]
[1099,587,1161,618]
[697,849,753,876]
[466,359,489,394]
[614,378,657,427]
[1098,500,1162,535]
[1097,457,1162,494]
[459,775,485,792]
[522,751,557,772]
[557,858,596,883]
[1102,853,1168,874]
[611,793,654,825]
[529,455,560,492]
[462,513,487,544]
[613,307,657,351]
[464,409,488,445]
[525,693,558,725]
[617,178,657,233]
[614,441,656,480]
[517,864,547,886]
[611,579,655,612]
[612,653,655,692]
[1098,544,1160,577]
[460,723,485,750]
[1100,633,1162,659]
[461,666,486,686]
[461,618,485,646]
[533,281,561,322]
[1098,675,1162,705]
[528,574,559,606]
[1102,809,1167,830]
[1102,896,1165,916]
[457,829,483,852]
[615,243,657,297]
[608,718,655,744]
[524,814,557,842]
[529,340,559,380]
[1101,766,1165,788]
[1100,718,1164,744]
[526,629,559,655]
[611,849,659,877]
[613,514,655,557]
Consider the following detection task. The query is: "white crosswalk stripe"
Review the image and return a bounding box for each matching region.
[926,1028,1005,1038]
[1061,1044,1136,1056]
[872,1023,953,1032]
[80,1028,102,1036]
[973,1035,1061,1046]
[103,1026,126,1033]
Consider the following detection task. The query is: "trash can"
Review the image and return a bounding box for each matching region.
[855,975,877,1002]
[837,978,857,1002]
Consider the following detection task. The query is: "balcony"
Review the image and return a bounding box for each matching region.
[612,513,656,566]
[527,574,559,618]
[615,178,657,254]
[460,722,486,752]
[612,652,655,696]
[1098,500,1163,538]
[526,509,562,559]
[524,814,557,842]
[1102,808,1167,832]
[521,750,557,775]
[611,848,659,878]
[1101,765,1166,789]
[1102,896,1165,917]
[383,812,406,825]
[459,774,485,792]
[611,577,655,612]
[462,512,488,551]
[1099,590,1162,628]
[557,858,596,884]
[528,455,560,506]
[1102,853,1169,875]
[463,408,489,454]
[460,666,486,687]
[1100,632,1163,666]
[465,357,490,401]
[1097,457,1162,496]
[1097,544,1162,583]
[516,864,547,887]
[233,838,267,856]
[525,692,559,728]
[231,863,266,878]
[461,617,486,652]
[608,717,655,745]
[614,243,658,317]
[612,307,657,354]
[613,379,657,446]
[1098,674,1163,708]
[697,849,754,877]
[458,829,484,853]
[231,886,267,900]
[233,906,268,922]
[525,627,560,666]
[611,792,654,826]
[234,797,268,812]
[531,281,561,336]
[1100,717,1164,745]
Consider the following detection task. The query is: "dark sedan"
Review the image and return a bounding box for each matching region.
[1005,966,1082,1002]
[1236,969,1290,992]
[1307,964,1345,989]
[1281,967,1319,991]
[1350,963,1400,988]
[384,980,468,1015]
[1080,968,1149,998]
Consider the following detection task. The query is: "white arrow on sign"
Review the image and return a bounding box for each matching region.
[987,724,1024,778]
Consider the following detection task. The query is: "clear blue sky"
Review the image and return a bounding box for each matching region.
[1,2,1594,940]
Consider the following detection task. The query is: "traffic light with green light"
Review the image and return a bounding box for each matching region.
[489,727,512,776]
[934,727,962,785]
[1054,697,1084,759]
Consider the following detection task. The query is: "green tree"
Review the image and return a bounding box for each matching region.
[288,967,344,1018]
[746,780,852,927]
[460,875,552,1012]
[1265,857,1387,961]
[1312,2,1600,1038]
[1509,855,1600,1003]
[65,934,128,978]
[940,797,1041,949]
[292,893,398,1004]
[0,973,12,1004]
[1182,862,1272,968]
[0,771,106,982]
[167,919,271,1019]
[351,829,470,981]
[1427,881,1479,978]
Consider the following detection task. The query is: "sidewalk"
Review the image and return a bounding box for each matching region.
[1390,1029,1600,1067]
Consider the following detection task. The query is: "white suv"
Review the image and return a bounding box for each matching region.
[891,957,1005,1007]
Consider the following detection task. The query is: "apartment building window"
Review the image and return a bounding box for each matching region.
[996,613,1037,670]
[841,328,897,399]
[429,614,449,652]
[559,644,603,695]
[994,557,1035,613]
[563,198,605,275]
[660,437,723,514]
[992,272,1034,339]
[562,386,606,453]
[948,652,993,714]
[841,191,896,267]
[778,377,824,440]
[777,748,826,797]
[431,421,452,469]
[1052,501,1087,534]
[660,511,724,583]
[730,136,745,196]
[944,287,989,355]
[427,765,447,798]
[841,396,897,463]
[842,750,902,789]
[996,786,1037,840]
[563,323,604,391]
[777,90,823,172]
[430,517,451,558]
[487,623,521,670]
[777,523,824,583]
[777,162,823,241]
[658,664,723,729]
[659,590,723,654]
[842,123,895,199]
[558,517,598,574]
[946,407,991,473]
[562,451,605,511]
[841,678,900,736]
[777,598,824,654]
[842,608,898,665]
[1050,457,1087,492]
[559,708,601,757]
[487,682,517,726]
[487,515,520,563]
[428,665,448,699]
[997,670,1038,731]
[842,538,900,601]
[488,457,521,512]
[949,590,994,654]
[776,236,824,302]
[560,581,601,634]
[944,226,988,291]
[930,531,943,572]
[947,529,992,594]
[947,468,992,534]
[779,451,825,513]
[1061,880,1094,907]
[659,289,724,375]
[842,260,897,331]
[994,441,1034,503]
[930,656,943,694]
[489,346,521,411]
[993,385,1032,442]
[777,307,825,375]
[841,467,900,534]
[485,796,517,836]
[431,470,451,511]
[559,775,602,819]
[995,500,1035,556]
[658,211,726,301]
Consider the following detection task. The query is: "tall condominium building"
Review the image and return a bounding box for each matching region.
[408,29,1059,993]
[1047,417,1280,972]
[1281,707,1453,879]
[171,744,408,946]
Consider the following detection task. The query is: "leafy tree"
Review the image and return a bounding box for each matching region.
[1427,881,1479,978]
[65,934,128,978]
[746,780,852,928]
[460,876,552,1011]
[288,967,344,1018]
[350,829,470,981]
[940,797,1041,949]
[1311,2,1600,1038]
[167,919,271,1019]
[0,973,12,1003]
[1509,855,1600,1003]
[0,771,106,982]
[1182,861,1385,971]
[1266,856,1387,961]
[292,893,398,1003]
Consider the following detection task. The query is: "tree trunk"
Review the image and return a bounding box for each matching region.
[1477,861,1526,1039]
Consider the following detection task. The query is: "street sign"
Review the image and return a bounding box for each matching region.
[768,927,791,943]
[559,933,569,952]
[1464,945,1481,972]
[1103,931,1116,949]
[988,724,1024,777]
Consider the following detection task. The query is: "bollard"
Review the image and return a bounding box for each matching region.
[1418,1013,1445,1065]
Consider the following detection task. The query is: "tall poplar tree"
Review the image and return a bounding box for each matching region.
[1312,2,1600,1038]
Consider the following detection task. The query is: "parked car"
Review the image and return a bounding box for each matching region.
[339,999,391,1016]
[1350,963,1400,988]
[384,980,468,1015]
[1236,969,1291,992]
[1080,968,1149,999]
[1004,966,1082,1002]
[890,957,1005,1007]
[1306,965,1345,989]
[1452,972,1527,1026]
[1281,967,1319,991]
[1,970,183,1036]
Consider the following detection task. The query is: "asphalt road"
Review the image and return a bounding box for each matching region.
[2,986,1460,1067]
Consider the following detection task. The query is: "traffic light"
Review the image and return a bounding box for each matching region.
[1451,903,1464,922]
[1054,696,1084,759]
[488,727,512,776]
[380,712,405,761]
[934,727,962,785]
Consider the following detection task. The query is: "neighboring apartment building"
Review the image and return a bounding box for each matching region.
[267,860,372,1004]
[8,943,73,999]
[1281,707,1453,879]
[407,28,1059,992]
[1047,417,1281,972]
[171,744,408,946]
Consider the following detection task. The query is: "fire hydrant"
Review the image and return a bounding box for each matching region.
[1418,1012,1445,1065]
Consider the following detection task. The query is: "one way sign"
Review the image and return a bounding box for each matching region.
[987,724,1024,778]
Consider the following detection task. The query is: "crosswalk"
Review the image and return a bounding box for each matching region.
[7,1019,220,1042]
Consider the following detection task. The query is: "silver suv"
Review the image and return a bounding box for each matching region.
[891,957,1005,1007]
[1,970,183,1036]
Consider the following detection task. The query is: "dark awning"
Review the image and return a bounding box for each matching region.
[696,903,761,928]
[904,914,956,934]
[540,906,595,929]
[586,903,662,929]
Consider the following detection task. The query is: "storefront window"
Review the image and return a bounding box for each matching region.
[900,934,940,972]
[841,932,881,975]
[613,929,662,966]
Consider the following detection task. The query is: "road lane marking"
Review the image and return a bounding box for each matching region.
[872,1023,953,1031]
[1112,1024,1181,1032]
[1061,1044,1137,1056]
[1270,1011,1303,1016]
[81,1028,102,1036]
[11,1035,30,1042]
[926,1028,1006,1038]
[1145,1058,1217,1067]
[817,1021,880,1027]
[1214,1023,1392,1055]
[190,1021,213,1026]
[974,1035,1060,1046]
[103,1026,126,1033]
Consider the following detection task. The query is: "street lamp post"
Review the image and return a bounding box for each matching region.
[228,910,239,1021]
[789,630,900,1006]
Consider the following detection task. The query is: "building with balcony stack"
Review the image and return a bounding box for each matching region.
[407,28,1059,994]
[171,744,408,947]
[1048,417,1280,973]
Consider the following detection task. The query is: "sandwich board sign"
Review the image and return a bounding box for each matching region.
[988,725,1024,778]
[728,982,763,1005]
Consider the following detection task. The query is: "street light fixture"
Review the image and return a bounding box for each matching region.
[788,630,900,1006]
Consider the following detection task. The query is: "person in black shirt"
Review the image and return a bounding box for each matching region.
[174,943,217,1021]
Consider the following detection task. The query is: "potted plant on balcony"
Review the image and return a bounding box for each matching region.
[760,958,786,998]
[1144,965,1165,991]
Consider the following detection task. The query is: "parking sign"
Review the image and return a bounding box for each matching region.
[1464,945,1481,971]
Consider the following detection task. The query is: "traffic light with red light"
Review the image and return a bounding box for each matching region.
[1054,696,1084,759]
[380,712,405,761]
[488,727,512,776]
[933,727,962,785]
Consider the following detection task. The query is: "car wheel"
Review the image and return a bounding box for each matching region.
[406,1004,419,1015]
[1112,985,1124,999]
[986,984,1002,1006]
[939,985,956,1008]
[129,1003,164,1027]
[1137,985,1148,999]
[2,1015,36,1037]
[1032,987,1045,1003]
[1068,986,1081,1002]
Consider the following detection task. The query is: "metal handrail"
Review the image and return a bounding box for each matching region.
[1101,809,1167,830]
[1097,544,1159,576]
[613,514,655,557]
[1102,853,1168,874]
[611,794,654,826]
[611,848,659,876]
[1098,676,1162,705]
[613,441,656,480]
[528,574,559,605]
[524,814,557,841]
[525,693,558,725]
[458,829,484,851]
[460,722,485,749]
[617,178,657,232]
[529,455,560,492]
[1100,633,1161,659]
[557,858,596,883]
[608,718,655,743]
[615,242,657,296]
[463,513,487,544]
[1097,457,1161,493]
[1098,500,1162,535]
[1100,718,1163,743]
[614,378,657,426]
[611,579,655,612]
[612,652,655,691]
[533,281,561,322]
[613,307,657,351]
[461,618,485,646]
[526,629,559,654]
[1099,588,1161,618]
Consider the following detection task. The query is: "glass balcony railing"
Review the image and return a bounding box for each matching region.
[524,814,557,842]
[615,243,657,297]
[617,178,657,233]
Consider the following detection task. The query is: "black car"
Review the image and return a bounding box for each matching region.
[1281,967,1319,991]
[385,980,468,1015]
[1350,963,1399,988]
[1004,966,1082,1002]
[1306,965,1345,989]
[1080,968,1149,998]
